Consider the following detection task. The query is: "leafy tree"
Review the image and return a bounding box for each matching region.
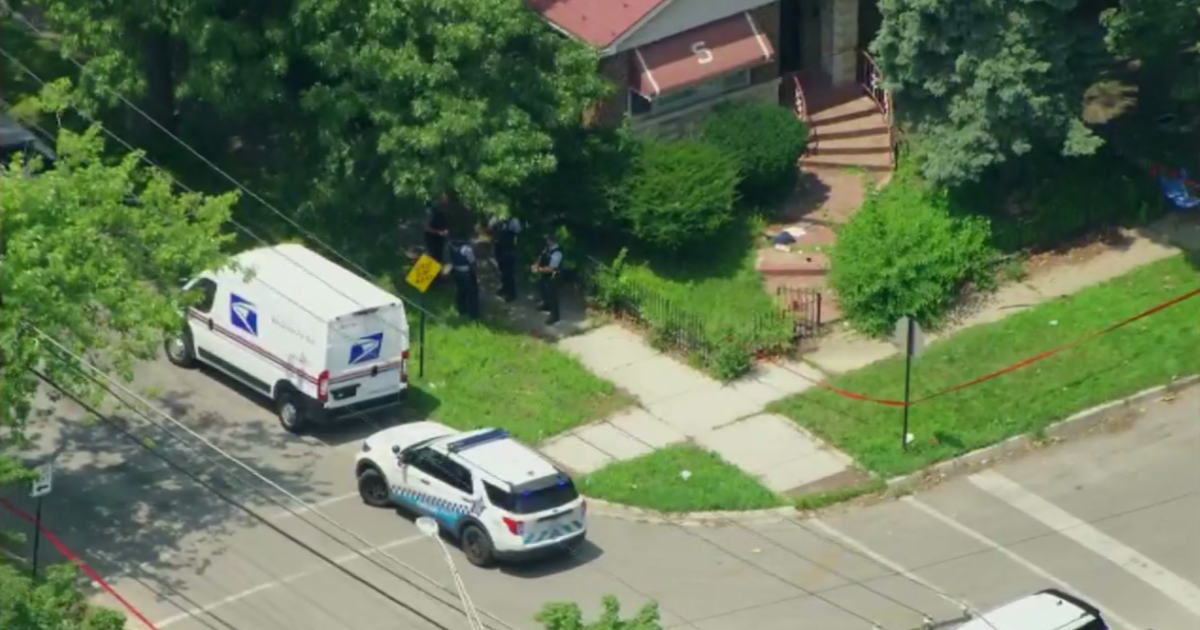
[829,171,997,337]
[701,102,809,203]
[872,0,1108,186]
[294,0,610,217]
[615,138,741,251]
[536,596,661,630]
[0,563,126,630]
[0,111,237,485]
[1102,0,1200,104]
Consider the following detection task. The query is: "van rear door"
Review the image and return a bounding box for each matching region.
[325,303,408,408]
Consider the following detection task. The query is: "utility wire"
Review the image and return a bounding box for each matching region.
[29,363,461,630]
[0,41,439,323]
[0,4,439,321]
[26,325,519,630]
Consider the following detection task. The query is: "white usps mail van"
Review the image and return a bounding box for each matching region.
[166,244,410,433]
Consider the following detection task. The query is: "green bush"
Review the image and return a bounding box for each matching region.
[616,138,740,250]
[701,102,808,202]
[829,177,998,337]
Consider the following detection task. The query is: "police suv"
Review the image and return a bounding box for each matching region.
[355,422,586,567]
[955,589,1106,630]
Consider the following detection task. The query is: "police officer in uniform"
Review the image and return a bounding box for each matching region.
[531,234,563,326]
[449,234,480,320]
[487,214,522,302]
[423,194,450,264]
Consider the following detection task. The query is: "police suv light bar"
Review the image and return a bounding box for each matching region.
[447,429,510,453]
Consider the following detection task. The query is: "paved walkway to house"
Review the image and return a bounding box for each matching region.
[540,216,1200,495]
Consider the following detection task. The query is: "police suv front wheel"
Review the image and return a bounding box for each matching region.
[356,467,391,508]
[460,524,495,568]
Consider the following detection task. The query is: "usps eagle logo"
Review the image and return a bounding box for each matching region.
[229,294,258,336]
[349,333,383,365]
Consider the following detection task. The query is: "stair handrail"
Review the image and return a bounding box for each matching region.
[784,71,816,154]
[857,50,896,152]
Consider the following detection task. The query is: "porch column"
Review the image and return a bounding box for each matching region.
[828,0,858,87]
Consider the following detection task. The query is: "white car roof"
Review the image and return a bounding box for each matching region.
[446,431,561,488]
[956,591,1096,630]
[227,244,401,321]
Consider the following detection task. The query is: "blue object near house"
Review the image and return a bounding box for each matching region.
[1159,168,1200,211]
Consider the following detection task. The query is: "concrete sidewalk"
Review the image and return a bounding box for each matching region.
[542,325,848,493]
[541,217,1199,497]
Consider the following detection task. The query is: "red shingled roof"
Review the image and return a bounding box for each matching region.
[527,0,670,47]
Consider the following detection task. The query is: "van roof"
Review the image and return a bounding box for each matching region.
[230,244,401,321]
[956,591,1095,630]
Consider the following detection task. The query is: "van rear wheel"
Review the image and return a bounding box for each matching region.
[276,392,306,434]
[461,524,495,568]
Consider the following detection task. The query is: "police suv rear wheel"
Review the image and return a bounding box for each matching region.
[461,524,495,568]
[356,467,391,508]
[276,392,305,434]
[165,328,197,368]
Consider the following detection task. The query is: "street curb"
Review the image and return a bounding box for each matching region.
[581,497,797,527]
[584,375,1199,526]
[884,374,1200,491]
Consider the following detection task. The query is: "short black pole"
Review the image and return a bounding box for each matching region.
[31,496,43,578]
[418,295,427,378]
[901,317,915,451]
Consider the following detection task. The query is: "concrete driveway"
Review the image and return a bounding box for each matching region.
[4,357,1198,630]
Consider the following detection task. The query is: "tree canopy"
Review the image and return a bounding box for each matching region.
[0,115,236,485]
[0,563,126,630]
[872,0,1108,187]
[536,596,662,630]
[21,0,609,236]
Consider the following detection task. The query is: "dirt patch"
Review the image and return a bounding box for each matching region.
[1022,226,1137,278]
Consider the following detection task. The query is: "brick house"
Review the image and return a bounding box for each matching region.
[528,0,865,139]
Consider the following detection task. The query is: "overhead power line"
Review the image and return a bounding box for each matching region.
[26,326,518,630]
[0,3,434,318]
[0,39,439,323]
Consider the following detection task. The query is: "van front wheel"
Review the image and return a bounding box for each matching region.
[276,392,306,434]
[165,328,197,368]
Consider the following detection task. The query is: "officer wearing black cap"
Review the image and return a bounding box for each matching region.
[449,234,480,320]
[423,193,450,265]
[488,214,522,302]
[531,234,563,326]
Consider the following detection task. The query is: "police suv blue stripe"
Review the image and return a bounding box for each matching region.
[391,486,469,515]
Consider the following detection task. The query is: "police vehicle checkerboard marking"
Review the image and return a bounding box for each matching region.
[356,422,587,566]
[349,332,383,365]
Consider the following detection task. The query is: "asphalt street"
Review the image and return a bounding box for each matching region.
[4,356,1199,630]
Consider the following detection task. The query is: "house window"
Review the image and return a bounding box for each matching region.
[629,68,753,118]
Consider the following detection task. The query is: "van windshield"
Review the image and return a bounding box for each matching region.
[485,479,578,515]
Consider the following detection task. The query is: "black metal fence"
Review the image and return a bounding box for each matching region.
[581,256,824,380]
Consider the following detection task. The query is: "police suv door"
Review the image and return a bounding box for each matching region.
[400,448,473,527]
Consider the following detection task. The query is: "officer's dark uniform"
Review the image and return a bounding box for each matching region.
[423,202,449,264]
[489,216,521,302]
[449,240,480,319]
[534,239,563,325]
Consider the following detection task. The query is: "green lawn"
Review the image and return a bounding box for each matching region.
[770,255,1200,478]
[405,320,631,445]
[579,445,783,513]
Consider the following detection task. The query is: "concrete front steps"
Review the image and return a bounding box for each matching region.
[801,96,894,174]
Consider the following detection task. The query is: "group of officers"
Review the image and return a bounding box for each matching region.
[422,196,563,326]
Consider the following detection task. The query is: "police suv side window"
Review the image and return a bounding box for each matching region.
[191,279,218,314]
[409,449,472,494]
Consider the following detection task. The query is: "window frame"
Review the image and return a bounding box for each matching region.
[628,67,753,118]
[405,447,473,494]
[188,278,219,314]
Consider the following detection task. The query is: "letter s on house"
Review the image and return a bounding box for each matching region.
[691,41,714,64]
